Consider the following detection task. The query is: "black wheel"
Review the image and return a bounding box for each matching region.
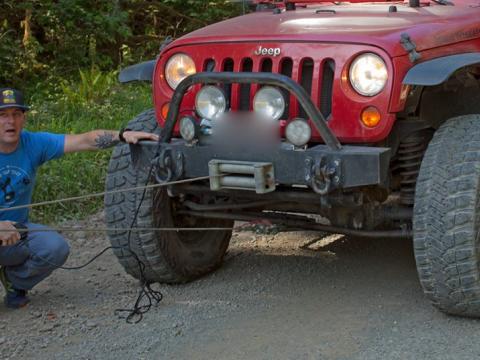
[414,114,480,317]
[104,109,233,283]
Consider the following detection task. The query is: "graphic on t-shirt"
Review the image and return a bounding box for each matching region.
[0,166,31,207]
[0,177,15,202]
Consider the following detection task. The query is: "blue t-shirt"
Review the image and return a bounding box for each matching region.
[0,131,65,223]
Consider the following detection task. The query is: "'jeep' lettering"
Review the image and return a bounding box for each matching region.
[254,46,281,57]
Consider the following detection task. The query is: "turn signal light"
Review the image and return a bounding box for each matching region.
[161,103,170,119]
[361,106,381,128]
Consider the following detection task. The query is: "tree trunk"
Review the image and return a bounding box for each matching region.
[22,8,32,47]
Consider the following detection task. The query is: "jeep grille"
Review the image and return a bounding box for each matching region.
[201,56,335,120]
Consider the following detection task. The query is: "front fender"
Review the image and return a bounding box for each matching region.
[403,53,480,86]
[118,60,156,83]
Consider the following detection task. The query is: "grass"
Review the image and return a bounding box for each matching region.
[25,70,152,223]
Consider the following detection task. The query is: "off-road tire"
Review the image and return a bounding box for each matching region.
[414,114,480,317]
[104,109,233,283]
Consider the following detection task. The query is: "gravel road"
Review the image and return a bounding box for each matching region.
[1,212,479,360]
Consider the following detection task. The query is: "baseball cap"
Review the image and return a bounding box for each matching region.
[0,88,30,111]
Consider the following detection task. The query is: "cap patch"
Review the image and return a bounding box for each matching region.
[2,90,15,104]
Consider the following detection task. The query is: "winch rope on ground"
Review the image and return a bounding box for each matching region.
[0,173,247,323]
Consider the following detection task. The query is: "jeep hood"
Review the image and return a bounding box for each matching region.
[170,3,480,58]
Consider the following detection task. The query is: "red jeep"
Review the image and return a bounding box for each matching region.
[105,0,480,317]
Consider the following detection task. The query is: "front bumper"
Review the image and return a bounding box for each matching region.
[133,71,390,195]
[131,140,390,195]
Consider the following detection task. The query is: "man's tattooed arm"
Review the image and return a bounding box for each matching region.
[64,129,158,154]
[94,131,120,149]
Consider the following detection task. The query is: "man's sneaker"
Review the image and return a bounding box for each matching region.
[0,267,29,309]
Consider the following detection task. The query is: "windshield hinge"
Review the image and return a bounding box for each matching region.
[400,33,421,63]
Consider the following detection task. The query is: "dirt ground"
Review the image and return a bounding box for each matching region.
[1,212,480,360]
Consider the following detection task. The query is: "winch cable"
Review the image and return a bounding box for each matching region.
[0,172,236,324]
[9,227,236,234]
[0,175,215,214]
[116,163,161,324]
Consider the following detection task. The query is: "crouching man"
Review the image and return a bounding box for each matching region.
[0,88,158,308]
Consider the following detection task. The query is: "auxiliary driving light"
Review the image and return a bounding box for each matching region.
[349,53,388,97]
[253,86,285,121]
[286,118,312,147]
[195,86,226,120]
[179,116,198,142]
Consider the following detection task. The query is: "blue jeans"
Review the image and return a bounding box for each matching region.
[0,223,70,290]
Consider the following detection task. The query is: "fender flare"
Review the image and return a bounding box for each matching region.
[118,60,156,83]
[403,53,480,86]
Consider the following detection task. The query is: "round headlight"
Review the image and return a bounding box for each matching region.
[349,53,388,97]
[165,54,196,90]
[286,119,312,147]
[195,86,226,120]
[253,86,285,121]
[179,116,198,142]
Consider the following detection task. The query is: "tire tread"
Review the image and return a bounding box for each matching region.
[414,114,480,316]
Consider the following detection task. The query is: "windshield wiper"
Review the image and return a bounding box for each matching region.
[432,0,454,5]
[316,9,337,14]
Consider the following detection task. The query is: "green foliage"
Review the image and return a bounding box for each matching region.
[60,68,117,106]
[0,0,242,87]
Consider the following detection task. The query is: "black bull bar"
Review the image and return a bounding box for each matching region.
[131,72,390,195]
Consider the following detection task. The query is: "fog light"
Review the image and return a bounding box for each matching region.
[253,86,285,121]
[361,106,381,128]
[195,86,226,120]
[179,116,198,142]
[286,119,312,147]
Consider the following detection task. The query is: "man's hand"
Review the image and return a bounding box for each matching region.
[122,131,159,144]
[0,221,20,246]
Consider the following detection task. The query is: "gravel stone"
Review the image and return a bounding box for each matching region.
[86,321,98,329]
[30,311,42,319]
